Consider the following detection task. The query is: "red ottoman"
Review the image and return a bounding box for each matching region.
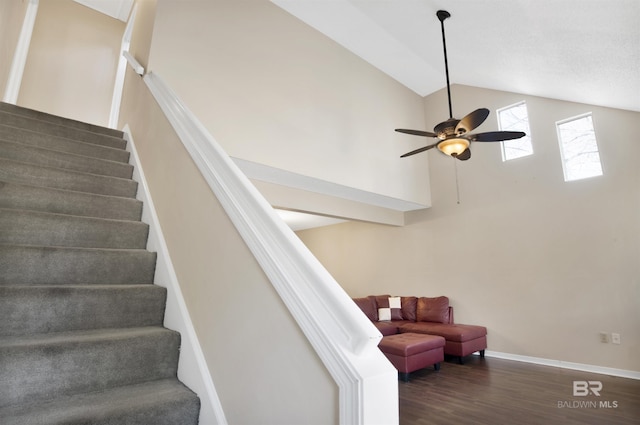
[378,333,445,381]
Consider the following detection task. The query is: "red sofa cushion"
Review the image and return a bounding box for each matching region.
[352,297,378,322]
[375,321,401,336]
[416,296,450,323]
[401,296,418,322]
[399,322,487,342]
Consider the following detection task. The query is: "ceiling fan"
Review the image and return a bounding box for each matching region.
[396,10,525,161]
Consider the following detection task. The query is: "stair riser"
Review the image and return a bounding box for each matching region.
[0,158,138,198]
[0,111,125,149]
[0,285,166,336]
[0,246,156,285]
[0,329,180,409]
[0,209,149,249]
[0,140,133,179]
[0,124,129,163]
[0,181,143,221]
[0,102,124,138]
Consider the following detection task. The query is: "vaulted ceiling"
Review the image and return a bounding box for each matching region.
[273,0,640,112]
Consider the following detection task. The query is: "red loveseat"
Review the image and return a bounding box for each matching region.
[353,295,487,363]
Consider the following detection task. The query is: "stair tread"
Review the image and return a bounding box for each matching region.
[0,325,175,347]
[0,123,129,163]
[0,138,133,179]
[0,208,149,249]
[0,180,143,221]
[0,379,199,425]
[0,244,157,285]
[0,110,126,149]
[0,157,138,198]
[0,102,124,138]
[0,284,166,336]
[0,327,181,410]
[0,207,145,225]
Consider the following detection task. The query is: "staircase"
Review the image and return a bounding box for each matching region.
[0,102,200,424]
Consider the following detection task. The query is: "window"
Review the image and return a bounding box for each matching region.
[556,113,603,181]
[497,101,533,161]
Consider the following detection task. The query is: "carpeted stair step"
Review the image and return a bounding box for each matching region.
[0,245,156,285]
[0,139,133,179]
[0,181,143,221]
[0,111,125,149]
[0,102,123,138]
[0,326,180,409]
[0,157,138,198]
[0,378,200,425]
[0,105,200,423]
[0,124,129,163]
[0,284,166,336]
[0,209,149,249]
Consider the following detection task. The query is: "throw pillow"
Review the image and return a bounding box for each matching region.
[416,296,450,323]
[376,295,403,321]
[378,307,392,321]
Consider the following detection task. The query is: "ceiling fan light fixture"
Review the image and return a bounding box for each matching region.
[437,138,469,156]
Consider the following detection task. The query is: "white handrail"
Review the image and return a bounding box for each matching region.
[143,71,397,425]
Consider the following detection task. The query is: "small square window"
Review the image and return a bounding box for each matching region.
[497,101,533,161]
[556,113,603,181]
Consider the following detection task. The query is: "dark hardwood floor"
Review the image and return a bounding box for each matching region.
[399,355,640,425]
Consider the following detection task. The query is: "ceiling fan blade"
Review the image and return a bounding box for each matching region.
[455,108,490,134]
[395,128,438,138]
[454,148,471,161]
[471,131,526,142]
[400,143,438,158]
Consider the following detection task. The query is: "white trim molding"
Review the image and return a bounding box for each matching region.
[3,0,39,104]
[484,351,640,380]
[143,71,398,425]
[109,4,138,129]
[233,157,428,212]
[123,125,228,425]
[123,51,144,75]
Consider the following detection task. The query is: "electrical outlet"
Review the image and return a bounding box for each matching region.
[612,333,621,344]
[599,332,609,343]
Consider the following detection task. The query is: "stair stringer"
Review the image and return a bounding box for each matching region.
[123,125,227,425]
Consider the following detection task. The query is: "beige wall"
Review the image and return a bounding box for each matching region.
[126,0,155,69]
[0,0,30,99]
[147,0,430,208]
[18,0,124,126]
[299,84,640,372]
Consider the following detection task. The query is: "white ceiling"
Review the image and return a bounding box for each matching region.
[273,0,640,112]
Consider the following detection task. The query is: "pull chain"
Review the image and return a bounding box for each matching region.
[453,157,461,204]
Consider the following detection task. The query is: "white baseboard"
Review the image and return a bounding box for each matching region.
[122,125,227,425]
[483,350,640,380]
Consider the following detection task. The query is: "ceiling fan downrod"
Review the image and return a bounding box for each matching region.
[437,10,453,119]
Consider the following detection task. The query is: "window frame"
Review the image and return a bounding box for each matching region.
[496,101,533,162]
[556,112,603,182]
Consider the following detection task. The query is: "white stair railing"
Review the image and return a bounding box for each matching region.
[143,71,398,425]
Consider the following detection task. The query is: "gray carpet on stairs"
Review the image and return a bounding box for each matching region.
[0,102,200,424]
